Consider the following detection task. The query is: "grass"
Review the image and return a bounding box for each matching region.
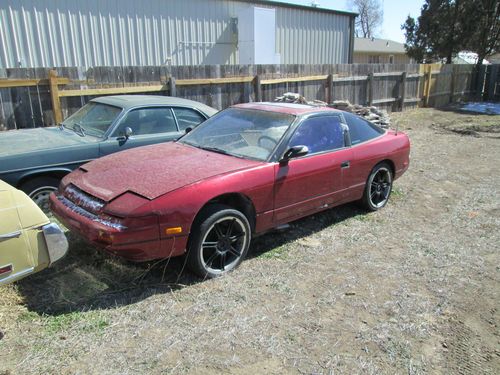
[391,186,405,198]
[257,244,290,259]
[17,310,109,335]
[2,108,499,374]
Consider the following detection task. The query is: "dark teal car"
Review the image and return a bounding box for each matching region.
[0,95,217,210]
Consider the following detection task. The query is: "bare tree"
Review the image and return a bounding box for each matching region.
[349,0,384,38]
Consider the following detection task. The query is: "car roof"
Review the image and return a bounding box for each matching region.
[233,102,339,116]
[90,95,218,115]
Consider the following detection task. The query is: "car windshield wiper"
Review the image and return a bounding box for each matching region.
[199,145,231,156]
[73,123,86,137]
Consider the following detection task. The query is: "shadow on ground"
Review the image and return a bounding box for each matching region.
[16,203,367,316]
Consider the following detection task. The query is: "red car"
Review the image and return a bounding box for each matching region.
[50,103,410,278]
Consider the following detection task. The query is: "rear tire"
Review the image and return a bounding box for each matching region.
[361,162,393,211]
[187,204,251,279]
[20,176,60,213]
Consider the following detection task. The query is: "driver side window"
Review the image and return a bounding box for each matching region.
[289,116,345,154]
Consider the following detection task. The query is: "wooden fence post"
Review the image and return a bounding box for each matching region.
[475,65,486,101]
[424,65,432,107]
[400,71,407,111]
[486,65,498,101]
[450,65,457,103]
[366,72,373,106]
[254,75,262,102]
[326,74,333,104]
[48,70,63,125]
[168,76,177,97]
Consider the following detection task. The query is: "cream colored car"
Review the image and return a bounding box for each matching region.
[0,180,67,285]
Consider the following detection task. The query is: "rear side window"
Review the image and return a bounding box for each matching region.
[113,107,177,136]
[173,108,206,131]
[343,112,384,145]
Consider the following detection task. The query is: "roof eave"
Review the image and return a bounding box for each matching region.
[234,0,358,17]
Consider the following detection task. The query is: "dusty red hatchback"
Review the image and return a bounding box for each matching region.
[50,102,410,278]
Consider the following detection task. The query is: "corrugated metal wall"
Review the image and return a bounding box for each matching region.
[276,7,351,65]
[0,0,353,68]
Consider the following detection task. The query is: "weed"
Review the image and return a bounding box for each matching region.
[258,244,289,259]
[43,311,109,335]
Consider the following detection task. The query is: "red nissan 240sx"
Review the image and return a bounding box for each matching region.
[51,102,410,278]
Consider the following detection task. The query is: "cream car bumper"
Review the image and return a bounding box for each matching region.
[0,223,68,286]
[42,222,68,265]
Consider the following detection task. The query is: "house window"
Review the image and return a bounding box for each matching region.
[389,55,394,64]
[368,55,380,64]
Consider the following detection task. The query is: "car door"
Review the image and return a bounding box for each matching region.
[0,189,34,284]
[273,115,353,223]
[99,106,181,156]
[274,115,352,224]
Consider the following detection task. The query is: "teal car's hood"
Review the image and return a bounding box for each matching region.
[0,127,99,157]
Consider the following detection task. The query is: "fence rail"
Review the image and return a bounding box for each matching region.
[0,63,495,131]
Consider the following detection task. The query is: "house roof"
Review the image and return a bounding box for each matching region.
[354,38,406,54]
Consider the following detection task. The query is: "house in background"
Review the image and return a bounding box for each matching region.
[354,37,414,64]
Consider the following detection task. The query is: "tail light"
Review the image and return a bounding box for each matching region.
[0,264,13,276]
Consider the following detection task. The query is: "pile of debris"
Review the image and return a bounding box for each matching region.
[329,100,391,128]
[274,93,391,128]
[274,92,327,107]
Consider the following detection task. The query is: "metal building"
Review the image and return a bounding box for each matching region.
[0,0,356,68]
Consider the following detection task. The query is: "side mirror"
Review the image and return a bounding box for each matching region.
[185,126,193,134]
[124,127,133,138]
[117,127,133,142]
[280,145,309,163]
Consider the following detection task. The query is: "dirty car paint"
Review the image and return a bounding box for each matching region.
[67,142,263,201]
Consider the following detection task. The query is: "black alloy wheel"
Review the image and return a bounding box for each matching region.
[187,204,251,278]
[362,163,393,211]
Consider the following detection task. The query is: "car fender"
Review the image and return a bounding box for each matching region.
[153,164,275,238]
[17,166,76,187]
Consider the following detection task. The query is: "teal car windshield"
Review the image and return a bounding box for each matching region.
[179,108,295,161]
[62,102,122,137]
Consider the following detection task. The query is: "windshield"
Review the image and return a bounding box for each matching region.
[62,102,122,137]
[179,108,295,161]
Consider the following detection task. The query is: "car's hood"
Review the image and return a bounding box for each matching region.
[70,142,263,201]
[0,127,97,157]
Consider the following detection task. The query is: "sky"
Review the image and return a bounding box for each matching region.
[278,0,425,43]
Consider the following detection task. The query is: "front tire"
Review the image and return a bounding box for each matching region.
[187,204,251,278]
[361,163,393,211]
[20,176,60,213]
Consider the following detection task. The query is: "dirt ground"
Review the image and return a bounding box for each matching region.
[0,107,499,374]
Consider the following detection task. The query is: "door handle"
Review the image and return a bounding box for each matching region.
[341,161,350,169]
[0,230,21,239]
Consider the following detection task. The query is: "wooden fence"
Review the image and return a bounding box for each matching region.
[0,63,490,131]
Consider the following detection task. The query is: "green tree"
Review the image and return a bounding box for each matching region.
[402,0,466,63]
[461,0,500,65]
[402,0,499,64]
